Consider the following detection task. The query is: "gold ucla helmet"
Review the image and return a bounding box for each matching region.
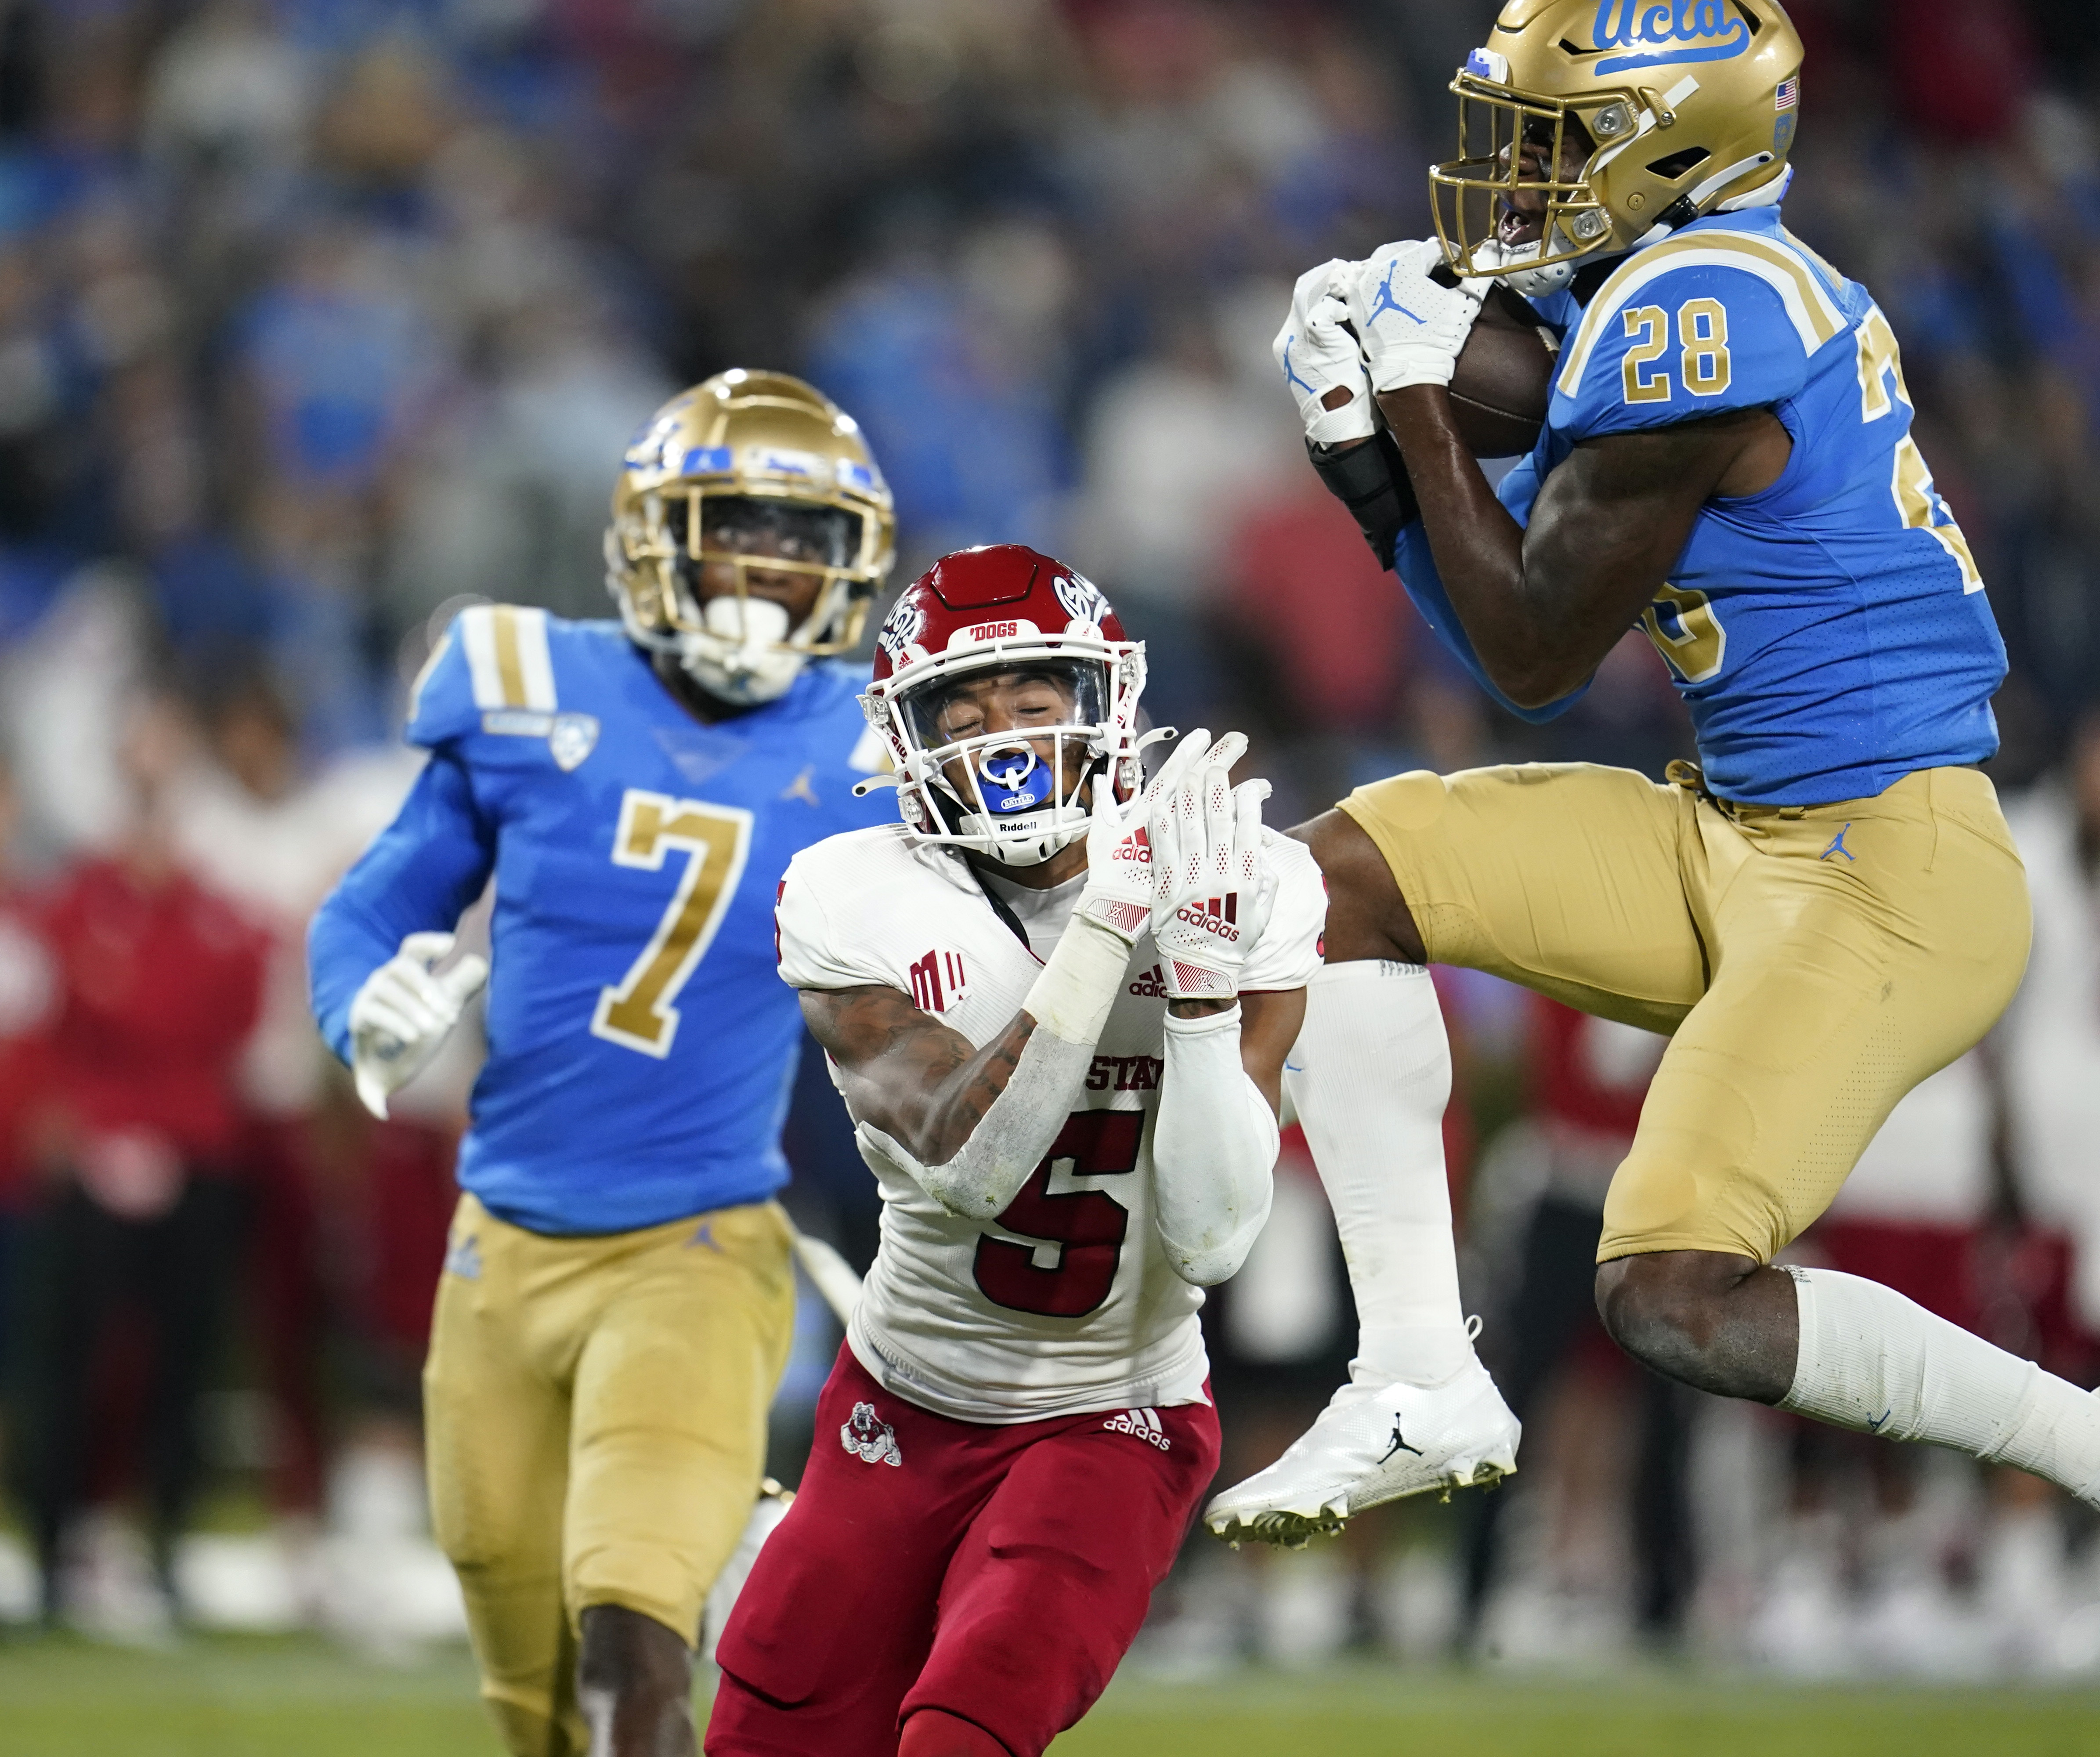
[1431,0,1805,296]
[607,370,896,703]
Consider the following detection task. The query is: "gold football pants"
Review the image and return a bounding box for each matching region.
[424,1193,795,1757]
[1339,762,2031,1264]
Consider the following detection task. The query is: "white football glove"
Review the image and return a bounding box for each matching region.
[1149,753,1270,1001]
[1274,259,1374,446]
[348,931,488,1120]
[1075,728,1247,946]
[1346,239,1485,393]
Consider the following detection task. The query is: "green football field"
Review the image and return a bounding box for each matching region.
[4,1635,2100,1756]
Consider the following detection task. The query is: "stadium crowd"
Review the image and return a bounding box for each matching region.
[0,0,2096,1677]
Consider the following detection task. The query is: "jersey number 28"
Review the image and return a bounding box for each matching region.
[975,1110,1143,1319]
[592,788,753,1058]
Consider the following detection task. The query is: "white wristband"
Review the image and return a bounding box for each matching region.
[1022,913,1135,1046]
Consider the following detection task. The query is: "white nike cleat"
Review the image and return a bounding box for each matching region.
[1204,1358,1520,1548]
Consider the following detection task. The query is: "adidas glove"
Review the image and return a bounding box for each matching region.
[1149,756,1270,1001]
[1075,727,1247,946]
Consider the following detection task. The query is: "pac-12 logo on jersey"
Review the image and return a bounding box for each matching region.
[841,1402,903,1467]
[548,712,599,771]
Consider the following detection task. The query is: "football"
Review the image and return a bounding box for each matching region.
[1444,283,1558,457]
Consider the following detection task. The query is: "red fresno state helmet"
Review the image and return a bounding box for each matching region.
[863,544,1147,867]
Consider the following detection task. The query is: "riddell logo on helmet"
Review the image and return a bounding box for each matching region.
[1175,895,1240,940]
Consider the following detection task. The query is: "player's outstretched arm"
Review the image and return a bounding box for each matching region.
[1382,388,1788,708]
[1335,245,1791,709]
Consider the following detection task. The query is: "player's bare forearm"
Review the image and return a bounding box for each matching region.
[1236,986,1305,1116]
[1378,386,1785,707]
[799,984,1041,1167]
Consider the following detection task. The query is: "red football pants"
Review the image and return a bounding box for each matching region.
[708,1346,1220,1757]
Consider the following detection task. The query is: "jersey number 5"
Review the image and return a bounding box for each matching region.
[592,788,753,1058]
[975,1110,1143,1319]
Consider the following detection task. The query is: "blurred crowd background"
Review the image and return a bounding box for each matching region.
[0,0,2097,1683]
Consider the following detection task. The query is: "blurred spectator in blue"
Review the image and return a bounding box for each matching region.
[807,217,1073,564]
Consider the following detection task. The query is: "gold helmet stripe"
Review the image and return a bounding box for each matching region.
[461,604,558,712]
[1554,229,1847,400]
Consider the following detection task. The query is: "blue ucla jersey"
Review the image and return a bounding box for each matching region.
[1396,204,2006,805]
[310,606,893,1235]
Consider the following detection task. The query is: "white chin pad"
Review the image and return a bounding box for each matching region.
[681,594,802,704]
[703,594,791,644]
[956,805,1084,866]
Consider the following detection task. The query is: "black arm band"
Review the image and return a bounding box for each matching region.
[1307,430,1418,571]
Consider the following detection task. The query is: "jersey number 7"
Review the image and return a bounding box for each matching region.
[592,788,754,1058]
[975,1110,1143,1318]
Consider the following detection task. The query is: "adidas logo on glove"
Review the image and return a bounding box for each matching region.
[1173,895,1240,941]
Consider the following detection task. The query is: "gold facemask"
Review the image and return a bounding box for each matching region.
[1430,0,1805,291]
[606,369,897,665]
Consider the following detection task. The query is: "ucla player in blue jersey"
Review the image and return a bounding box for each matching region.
[308,372,895,1754]
[1210,1,2100,1547]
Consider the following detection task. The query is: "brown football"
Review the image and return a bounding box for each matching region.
[1444,283,1557,457]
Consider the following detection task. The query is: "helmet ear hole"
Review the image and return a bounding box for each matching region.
[1647,146,1711,181]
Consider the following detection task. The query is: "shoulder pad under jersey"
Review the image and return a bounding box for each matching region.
[405,604,560,749]
[1547,226,1850,440]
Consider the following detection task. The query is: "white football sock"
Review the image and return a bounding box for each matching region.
[1284,960,1474,1387]
[1783,1267,2100,1501]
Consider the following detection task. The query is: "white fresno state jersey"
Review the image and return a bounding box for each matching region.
[777,822,1325,1424]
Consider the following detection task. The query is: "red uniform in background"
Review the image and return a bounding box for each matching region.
[0,879,54,1212]
[37,857,267,1176]
[15,853,267,1615]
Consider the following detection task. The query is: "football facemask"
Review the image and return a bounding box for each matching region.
[894,659,1113,868]
[607,370,895,704]
[861,544,1148,868]
[657,495,865,705]
[1428,2,1805,296]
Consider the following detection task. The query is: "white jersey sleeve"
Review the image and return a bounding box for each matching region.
[775,827,918,993]
[1239,828,1325,993]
